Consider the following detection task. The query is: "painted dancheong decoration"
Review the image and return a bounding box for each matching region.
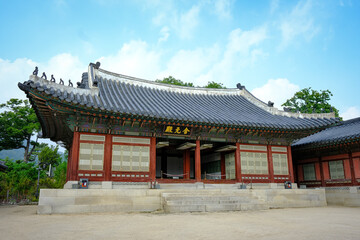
[18,62,341,186]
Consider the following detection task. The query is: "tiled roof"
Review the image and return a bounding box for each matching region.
[293,117,360,147]
[18,64,338,130]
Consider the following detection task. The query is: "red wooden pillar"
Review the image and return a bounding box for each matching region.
[150,136,157,182]
[104,134,112,181]
[66,146,73,181]
[183,150,190,180]
[235,142,242,182]
[220,153,226,180]
[287,146,294,183]
[70,131,80,181]
[319,157,325,187]
[195,139,201,182]
[349,152,357,185]
[267,145,274,182]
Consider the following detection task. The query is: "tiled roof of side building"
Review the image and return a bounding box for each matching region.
[293,117,360,147]
[18,63,339,130]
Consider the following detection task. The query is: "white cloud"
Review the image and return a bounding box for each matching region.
[158,26,170,43]
[251,78,300,108]
[152,4,200,40]
[158,45,220,85]
[279,0,319,49]
[178,5,200,39]
[341,106,360,120]
[97,40,161,79]
[0,58,37,104]
[0,53,85,107]
[196,27,268,87]
[270,0,279,14]
[213,0,233,20]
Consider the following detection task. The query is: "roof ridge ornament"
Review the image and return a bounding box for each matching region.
[51,74,56,83]
[59,78,64,85]
[68,80,73,87]
[236,83,245,90]
[90,62,101,69]
[267,101,274,107]
[41,72,47,80]
[33,66,38,76]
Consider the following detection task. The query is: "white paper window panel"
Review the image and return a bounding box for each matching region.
[240,152,268,174]
[271,146,287,152]
[225,152,235,179]
[79,143,104,170]
[329,160,344,179]
[113,136,150,144]
[272,154,288,175]
[80,134,105,142]
[240,145,267,151]
[111,145,150,171]
[303,164,316,181]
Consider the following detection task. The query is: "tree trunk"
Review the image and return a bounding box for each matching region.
[24,136,30,163]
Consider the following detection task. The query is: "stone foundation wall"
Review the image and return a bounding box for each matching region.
[38,185,326,214]
[325,187,360,207]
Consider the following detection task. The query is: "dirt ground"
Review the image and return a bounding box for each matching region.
[1,205,359,240]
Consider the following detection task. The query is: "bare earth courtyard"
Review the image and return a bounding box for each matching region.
[1,206,360,240]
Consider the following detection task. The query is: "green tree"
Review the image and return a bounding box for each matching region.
[156,76,226,88]
[0,98,41,162]
[36,144,62,170]
[282,88,340,117]
[204,81,226,89]
[0,159,38,201]
[156,76,194,87]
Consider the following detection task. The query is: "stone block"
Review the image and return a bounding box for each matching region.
[63,181,78,189]
[102,181,113,189]
[350,187,358,194]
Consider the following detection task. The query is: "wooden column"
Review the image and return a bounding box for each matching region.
[287,146,294,183]
[267,145,274,182]
[235,142,242,182]
[349,152,357,185]
[66,146,72,181]
[195,139,201,182]
[70,131,80,181]
[150,137,157,182]
[220,153,226,180]
[319,157,325,187]
[183,150,191,180]
[104,134,112,181]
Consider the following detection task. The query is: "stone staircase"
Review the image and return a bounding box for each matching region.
[162,190,269,213]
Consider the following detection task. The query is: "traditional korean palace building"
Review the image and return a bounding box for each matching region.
[293,117,360,188]
[19,63,339,187]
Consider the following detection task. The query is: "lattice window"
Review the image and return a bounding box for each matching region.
[241,152,268,174]
[113,136,150,144]
[271,146,287,152]
[80,134,105,142]
[225,152,235,180]
[78,143,104,170]
[303,163,316,181]
[272,153,288,175]
[329,160,344,179]
[112,145,150,172]
[240,145,267,151]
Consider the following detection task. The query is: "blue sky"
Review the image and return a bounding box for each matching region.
[0,0,359,121]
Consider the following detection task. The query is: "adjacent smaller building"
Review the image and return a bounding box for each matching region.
[293,117,360,187]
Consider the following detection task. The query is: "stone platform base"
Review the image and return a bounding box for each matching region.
[325,187,360,206]
[38,186,326,214]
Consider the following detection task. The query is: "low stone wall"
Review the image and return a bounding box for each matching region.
[325,187,360,207]
[38,186,327,214]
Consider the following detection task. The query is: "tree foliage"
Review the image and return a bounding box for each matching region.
[156,76,194,87]
[204,81,226,89]
[156,76,226,89]
[282,88,340,117]
[0,98,41,162]
[32,144,62,169]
